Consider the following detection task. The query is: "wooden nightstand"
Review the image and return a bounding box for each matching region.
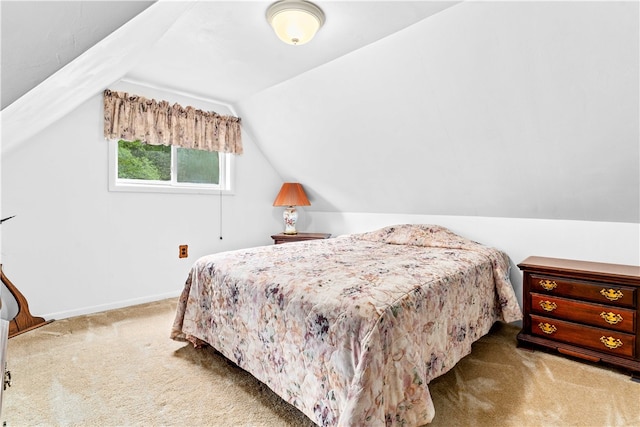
[517,256,640,379]
[271,232,331,245]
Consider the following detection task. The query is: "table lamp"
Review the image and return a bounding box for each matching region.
[273,183,310,234]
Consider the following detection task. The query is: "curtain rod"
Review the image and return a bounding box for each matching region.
[116,78,239,117]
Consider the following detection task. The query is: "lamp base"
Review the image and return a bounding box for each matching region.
[283,206,299,234]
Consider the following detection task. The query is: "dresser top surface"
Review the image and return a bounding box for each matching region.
[518,256,640,281]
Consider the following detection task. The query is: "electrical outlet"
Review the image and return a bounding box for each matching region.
[179,245,188,258]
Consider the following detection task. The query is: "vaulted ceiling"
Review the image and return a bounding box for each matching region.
[2,1,459,111]
[0,0,459,152]
[1,1,155,109]
[2,1,638,223]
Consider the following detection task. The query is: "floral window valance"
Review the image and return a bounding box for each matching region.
[103,89,243,154]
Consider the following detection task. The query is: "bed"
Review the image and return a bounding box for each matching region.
[171,224,522,426]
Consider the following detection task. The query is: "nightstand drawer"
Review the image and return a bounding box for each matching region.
[530,274,636,308]
[531,314,635,358]
[531,293,636,333]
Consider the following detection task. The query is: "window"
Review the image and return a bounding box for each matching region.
[109,139,233,194]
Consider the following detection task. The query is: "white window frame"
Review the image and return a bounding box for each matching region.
[108,139,234,194]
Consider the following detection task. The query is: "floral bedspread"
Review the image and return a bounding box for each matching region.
[171,224,522,426]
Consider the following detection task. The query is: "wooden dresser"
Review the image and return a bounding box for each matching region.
[517,256,640,379]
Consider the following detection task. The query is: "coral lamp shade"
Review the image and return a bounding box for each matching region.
[266,0,325,46]
[273,183,311,207]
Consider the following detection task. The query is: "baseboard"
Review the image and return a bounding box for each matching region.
[41,291,182,321]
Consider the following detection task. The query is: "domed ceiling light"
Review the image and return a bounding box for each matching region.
[266,0,325,46]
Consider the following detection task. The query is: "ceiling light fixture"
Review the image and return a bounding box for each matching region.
[266,0,325,46]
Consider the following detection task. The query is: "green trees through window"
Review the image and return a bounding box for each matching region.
[118,140,170,180]
[117,139,219,185]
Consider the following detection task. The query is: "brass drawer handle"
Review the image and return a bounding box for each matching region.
[600,336,623,350]
[539,280,557,291]
[600,311,623,325]
[538,322,557,334]
[600,288,623,301]
[539,300,557,312]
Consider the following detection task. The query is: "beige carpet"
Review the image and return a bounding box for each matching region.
[3,298,639,426]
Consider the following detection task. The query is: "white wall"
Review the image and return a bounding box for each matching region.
[1,82,285,320]
[304,212,640,308]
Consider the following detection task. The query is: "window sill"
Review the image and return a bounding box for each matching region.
[108,182,234,195]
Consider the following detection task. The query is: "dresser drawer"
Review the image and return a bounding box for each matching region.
[530,274,636,308]
[531,293,636,334]
[530,314,635,358]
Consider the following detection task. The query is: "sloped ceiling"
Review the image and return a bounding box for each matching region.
[2,0,638,223]
[126,1,459,103]
[238,1,639,223]
[0,0,155,109]
[1,0,459,150]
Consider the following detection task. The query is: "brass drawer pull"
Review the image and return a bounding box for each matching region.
[600,311,623,325]
[539,300,557,312]
[539,280,557,291]
[600,288,623,301]
[599,336,623,350]
[538,322,557,334]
